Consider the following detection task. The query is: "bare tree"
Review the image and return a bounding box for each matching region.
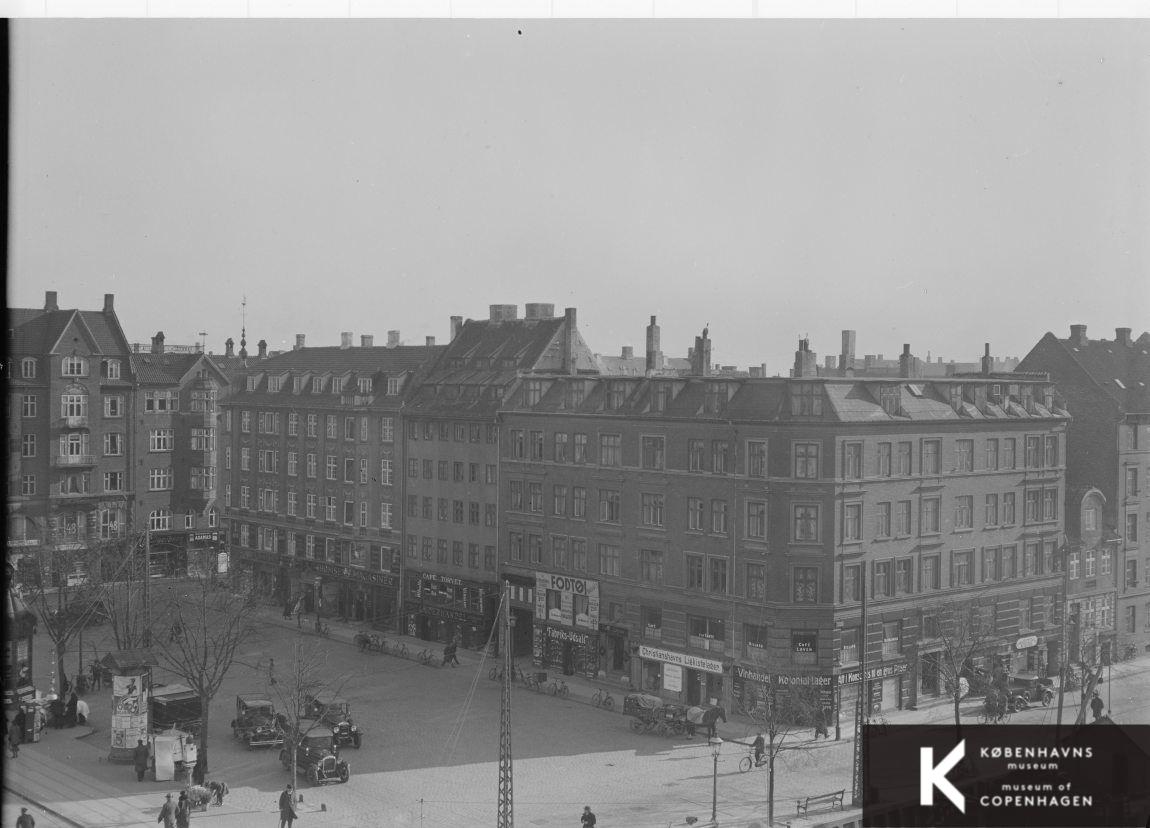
[925,597,999,726]
[739,683,822,828]
[148,573,258,773]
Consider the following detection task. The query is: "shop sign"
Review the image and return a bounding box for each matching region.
[638,645,723,675]
[835,662,909,687]
[733,665,832,687]
[421,605,469,622]
[664,664,683,693]
[534,571,600,630]
[791,632,818,654]
[1015,634,1039,650]
[542,625,593,647]
[421,572,464,587]
[309,561,396,588]
[190,532,218,543]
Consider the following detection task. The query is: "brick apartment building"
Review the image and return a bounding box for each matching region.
[1018,324,1150,658]
[219,332,440,626]
[500,335,1068,721]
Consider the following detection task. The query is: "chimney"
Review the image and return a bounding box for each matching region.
[151,331,165,355]
[621,346,634,360]
[225,337,234,357]
[295,334,306,351]
[387,330,400,348]
[258,339,267,359]
[340,332,352,349]
[361,335,374,348]
[840,330,856,376]
[44,291,58,311]
[1069,324,1088,346]
[792,338,817,378]
[103,293,115,314]
[981,343,993,376]
[690,327,713,377]
[1116,327,1132,347]
[524,303,555,320]
[450,316,463,342]
[749,366,763,378]
[899,344,915,378]
[489,304,518,323]
[562,307,578,375]
[426,336,436,347]
[645,315,663,373]
[825,356,837,370]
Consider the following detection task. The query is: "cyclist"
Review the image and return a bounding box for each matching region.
[752,732,766,767]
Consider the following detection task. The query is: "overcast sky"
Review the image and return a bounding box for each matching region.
[9,21,1149,374]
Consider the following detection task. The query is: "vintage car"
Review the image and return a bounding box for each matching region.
[302,691,362,749]
[1006,673,1055,710]
[151,683,203,733]
[230,693,286,750]
[279,723,351,786]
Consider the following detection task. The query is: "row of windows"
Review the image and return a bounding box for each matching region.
[839,435,1060,480]
[406,459,497,484]
[226,485,396,529]
[845,488,1060,543]
[17,356,123,379]
[405,495,498,527]
[226,412,396,443]
[404,535,497,571]
[406,420,499,444]
[229,450,395,486]
[249,374,403,397]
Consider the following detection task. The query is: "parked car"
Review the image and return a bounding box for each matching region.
[279,723,350,785]
[230,693,286,749]
[302,691,362,749]
[151,683,203,733]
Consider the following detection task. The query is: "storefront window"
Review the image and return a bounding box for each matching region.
[642,660,662,692]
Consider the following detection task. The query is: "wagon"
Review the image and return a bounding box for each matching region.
[622,693,690,738]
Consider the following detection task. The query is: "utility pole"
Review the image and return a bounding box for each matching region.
[142,530,152,647]
[1055,544,1069,736]
[851,575,868,808]
[496,580,513,828]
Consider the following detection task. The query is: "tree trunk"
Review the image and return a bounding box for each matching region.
[199,693,211,773]
[767,737,776,827]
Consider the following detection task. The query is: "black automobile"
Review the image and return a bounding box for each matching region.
[302,691,362,749]
[279,724,350,786]
[231,693,286,749]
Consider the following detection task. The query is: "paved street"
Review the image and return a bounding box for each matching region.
[7,607,1150,827]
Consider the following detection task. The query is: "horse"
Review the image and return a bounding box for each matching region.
[685,705,728,738]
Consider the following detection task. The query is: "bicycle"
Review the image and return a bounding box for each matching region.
[417,648,436,666]
[739,749,768,773]
[391,641,408,659]
[548,678,569,698]
[591,688,615,710]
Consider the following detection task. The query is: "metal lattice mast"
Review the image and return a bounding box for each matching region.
[497,581,513,828]
[851,574,868,807]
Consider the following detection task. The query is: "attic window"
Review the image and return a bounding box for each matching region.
[989,384,1002,403]
[652,383,672,413]
[1114,379,1126,390]
[312,377,324,393]
[246,376,257,392]
[387,377,402,396]
[358,378,372,394]
[268,376,282,392]
[293,376,304,393]
[879,385,900,416]
[524,380,544,406]
[605,381,627,411]
[907,384,924,397]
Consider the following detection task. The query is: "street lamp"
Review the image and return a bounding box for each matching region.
[709,736,723,825]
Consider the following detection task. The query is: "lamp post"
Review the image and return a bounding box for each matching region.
[709,736,723,825]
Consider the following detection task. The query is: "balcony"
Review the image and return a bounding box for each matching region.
[59,415,89,428]
[688,635,726,655]
[53,454,97,467]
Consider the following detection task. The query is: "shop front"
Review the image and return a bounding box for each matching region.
[730,665,835,720]
[531,572,601,677]
[297,561,399,628]
[186,531,225,577]
[835,661,909,718]
[637,645,724,706]
[1012,633,1048,675]
[404,571,496,649]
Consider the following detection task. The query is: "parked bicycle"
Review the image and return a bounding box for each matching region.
[417,648,436,666]
[391,641,408,659]
[591,688,615,710]
[547,678,569,698]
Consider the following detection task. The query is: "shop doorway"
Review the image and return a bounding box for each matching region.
[920,651,941,696]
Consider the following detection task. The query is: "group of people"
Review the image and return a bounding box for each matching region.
[155,791,194,828]
[7,693,88,758]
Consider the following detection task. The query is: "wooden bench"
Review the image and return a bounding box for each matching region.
[796,789,845,816]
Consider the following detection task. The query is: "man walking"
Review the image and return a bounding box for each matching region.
[9,715,22,758]
[278,784,298,828]
[813,706,830,740]
[134,738,150,782]
[157,793,177,828]
[580,805,597,827]
[15,807,35,828]
[1090,691,1105,721]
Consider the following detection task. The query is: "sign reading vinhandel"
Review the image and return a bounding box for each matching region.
[638,645,723,675]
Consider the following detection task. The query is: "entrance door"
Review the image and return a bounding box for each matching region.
[686,669,702,705]
[921,651,940,696]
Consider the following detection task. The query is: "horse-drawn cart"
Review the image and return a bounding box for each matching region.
[623,694,690,737]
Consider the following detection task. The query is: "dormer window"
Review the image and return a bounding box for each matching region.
[606,382,626,411]
[293,376,304,393]
[566,381,586,408]
[989,384,1002,404]
[703,383,727,415]
[358,377,372,394]
[101,359,121,380]
[949,385,963,410]
[653,383,671,412]
[20,358,36,379]
[879,385,900,416]
[246,376,258,392]
[790,383,823,416]
[312,377,324,393]
[524,380,544,407]
[268,376,282,392]
[387,377,402,396]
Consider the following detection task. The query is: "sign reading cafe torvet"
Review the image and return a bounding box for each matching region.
[534,572,599,630]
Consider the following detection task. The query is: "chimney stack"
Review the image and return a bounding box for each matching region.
[749,366,763,378]
[981,343,993,375]
[489,304,518,323]
[103,294,115,314]
[450,316,463,342]
[426,336,436,347]
[340,332,353,350]
[387,331,400,348]
[361,335,374,348]
[258,339,267,359]
[225,337,234,357]
[645,315,663,373]
[792,338,817,378]
[524,303,555,320]
[840,330,856,376]
[1116,327,1133,347]
[44,291,58,312]
[295,334,306,351]
[151,331,166,355]
[621,346,634,360]
[1069,324,1088,346]
[561,307,578,375]
[692,327,713,376]
[898,344,917,379]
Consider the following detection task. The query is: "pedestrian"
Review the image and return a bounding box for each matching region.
[90,661,102,691]
[134,738,150,782]
[15,806,35,828]
[176,790,192,828]
[442,643,459,667]
[268,657,276,686]
[1091,691,1105,721]
[752,732,766,766]
[814,706,830,740]
[278,784,298,828]
[580,805,597,827]
[192,756,205,787]
[157,793,177,828]
[76,696,90,726]
[9,716,22,759]
[33,704,46,737]
[65,692,78,728]
[13,707,26,743]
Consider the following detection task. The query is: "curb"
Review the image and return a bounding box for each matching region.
[2,782,89,828]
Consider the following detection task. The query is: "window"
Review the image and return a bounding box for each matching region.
[641,436,665,470]
[380,417,394,442]
[1044,435,1059,467]
[21,395,37,418]
[327,416,338,439]
[1043,489,1058,522]
[952,550,973,585]
[486,464,497,484]
[746,501,767,540]
[641,493,664,527]
[642,606,663,639]
[190,467,215,491]
[528,483,543,513]
[1127,512,1139,542]
[574,433,588,463]
[688,439,705,472]
[344,416,356,440]
[877,443,892,477]
[1127,468,1139,498]
[1003,492,1016,525]
[839,627,859,665]
[103,396,123,417]
[685,554,705,590]
[554,433,568,463]
[710,500,728,534]
[843,503,862,541]
[453,500,465,523]
[148,467,173,490]
[1101,547,1111,575]
[437,539,449,563]
[985,494,999,527]
[688,497,704,531]
[1003,438,1016,469]
[794,442,819,478]
[1026,490,1042,522]
[530,431,544,461]
[711,441,729,474]
[599,434,621,466]
[1069,552,1080,579]
[306,414,317,437]
[144,391,177,412]
[793,505,819,542]
[437,460,448,481]
[955,440,973,472]
[791,384,823,416]
[551,536,570,568]
[21,434,36,458]
[708,558,729,594]
[746,564,766,601]
[306,453,317,478]
[640,550,664,584]
[793,566,818,603]
[573,487,586,519]
[983,547,1000,582]
[326,456,338,480]
[326,497,338,521]
[1085,549,1096,578]
[873,561,892,597]
[985,439,999,471]
[510,480,523,510]
[438,498,449,521]
[599,543,620,576]
[921,498,941,534]
[510,429,525,459]
[843,564,861,602]
[61,394,87,418]
[876,502,891,538]
[21,475,35,496]
[897,442,912,475]
[882,621,901,656]
[20,358,36,378]
[844,442,862,479]
[922,555,940,590]
[1025,435,1041,468]
[954,496,973,530]
[599,489,621,523]
[102,471,123,492]
[62,355,87,377]
[553,486,567,516]
[103,432,123,456]
[747,440,767,478]
[922,440,940,475]
[148,509,171,531]
[191,428,214,451]
[1126,560,1138,589]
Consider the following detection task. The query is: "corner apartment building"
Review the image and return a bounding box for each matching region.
[1018,324,1150,657]
[400,303,599,650]
[7,292,136,586]
[499,340,1068,720]
[219,333,440,627]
